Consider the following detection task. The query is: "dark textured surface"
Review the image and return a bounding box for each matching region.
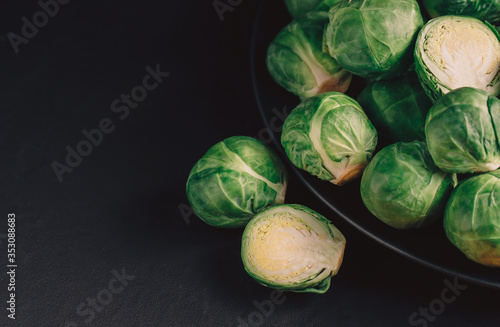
[0,1,498,326]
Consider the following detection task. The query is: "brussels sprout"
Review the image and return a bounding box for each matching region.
[357,72,432,142]
[266,11,352,100]
[284,0,341,19]
[281,92,377,185]
[415,15,500,102]
[241,204,346,293]
[425,87,500,173]
[444,170,500,267]
[360,141,456,229]
[423,0,500,24]
[186,136,287,228]
[324,0,423,80]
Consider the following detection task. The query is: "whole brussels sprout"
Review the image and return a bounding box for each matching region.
[324,0,423,80]
[415,15,500,102]
[284,0,341,19]
[266,11,352,100]
[360,141,456,229]
[423,0,500,24]
[357,72,432,142]
[281,92,378,185]
[445,170,500,267]
[186,136,287,228]
[241,204,346,293]
[425,87,500,173]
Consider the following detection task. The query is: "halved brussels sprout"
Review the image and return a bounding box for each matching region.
[423,0,500,24]
[357,72,432,142]
[241,204,346,293]
[186,136,287,228]
[415,15,500,102]
[281,92,378,185]
[267,11,352,100]
[324,0,423,80]
[444,170,500,267]
[360,141,456,229]
[425,87,500,173]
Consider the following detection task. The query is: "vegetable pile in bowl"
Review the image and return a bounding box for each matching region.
[266,0,500,268]
[185,0,500,295]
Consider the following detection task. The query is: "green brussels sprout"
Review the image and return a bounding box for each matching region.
[266,11,352,100]
[186,136,287,228]
[324,0,423,80]
[425,87,500,173]
[284,0,341,19]
[444,170,500,267]
[241,204,346,293]
[360,141,456,229]
[415,15,500,103]
[357,72,432,142]
[281,92,378,185]
[423,0,500,24]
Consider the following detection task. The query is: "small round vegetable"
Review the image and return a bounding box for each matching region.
[281,92,378,185]
[324,0,423,80]
[241,204,346,293]
[266,11,352,100]
[415,15,500,102]
[186,136,287,228]
[425,87,500,173]
[360,141,456,229]
[444,170,500,267]
[423,0,500,24]
[357,72,432,142]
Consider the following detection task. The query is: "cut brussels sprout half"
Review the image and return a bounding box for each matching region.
[186,136,287,228]
[445,170,500,267]
[425,87,500,173]
[324,0,423,80]
[241,204,346,293]
[423,0,500,24]
[266,11,352,100]
[415,15,500,102]
[357,72,432,142]
[281,92,378,185]
[360,141,456,229]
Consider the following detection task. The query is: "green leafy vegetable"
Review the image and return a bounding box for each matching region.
[360,141,456,229]
[425,87,500,173]
[324,0,423,80]
[281,92,377,185]
[423,0,500,24]
[444,170,500,267]
[186,136,287,228]
[267,11,352,100]
[357,72,432,142]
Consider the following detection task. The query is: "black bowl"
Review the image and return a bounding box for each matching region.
[250,0,500,290]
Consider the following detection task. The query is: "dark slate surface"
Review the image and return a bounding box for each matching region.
[0,1,498,326]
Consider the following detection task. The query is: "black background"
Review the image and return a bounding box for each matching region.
[0,0,499,326]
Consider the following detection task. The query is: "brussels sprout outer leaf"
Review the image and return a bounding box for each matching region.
[186,136,287,228]
[357,72,432,142]
[241,204,346,293]
[266,12,352,100]
[360,141,455,229]
[444,170,500,267]
[423,0,500,24]
[425,87,500,173]
[281,92,377,185]
[325,0,423,80]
